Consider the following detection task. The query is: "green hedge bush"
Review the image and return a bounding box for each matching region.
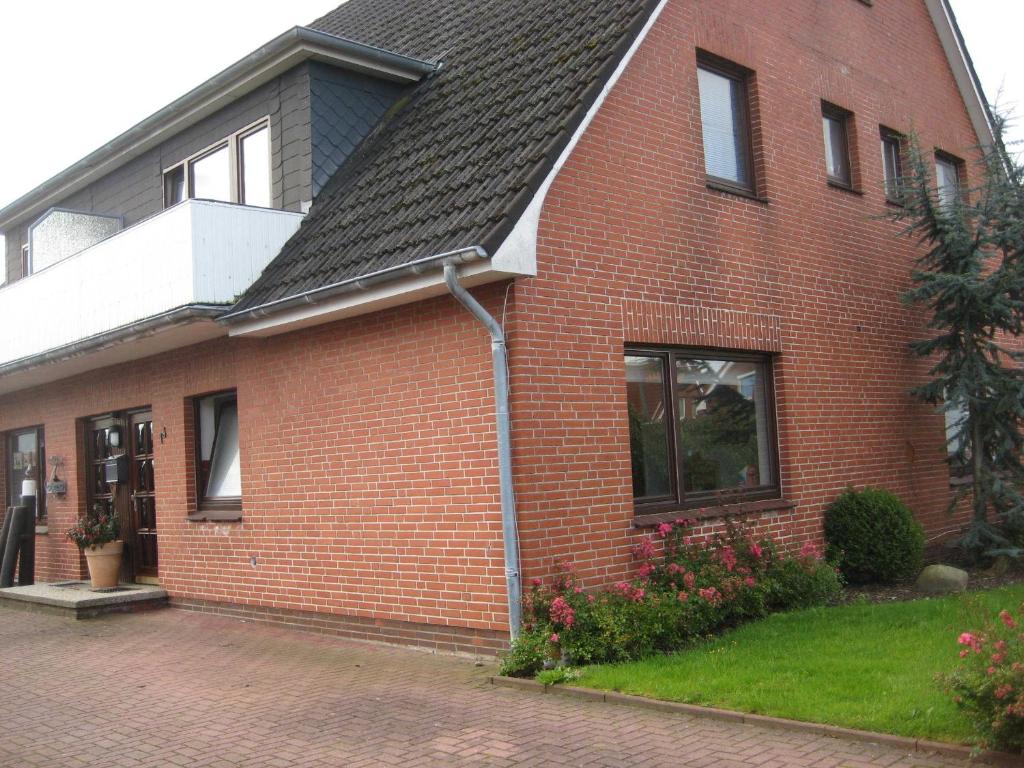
[824,487,924,584]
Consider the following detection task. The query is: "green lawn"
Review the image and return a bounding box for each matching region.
[574,584,1024,744]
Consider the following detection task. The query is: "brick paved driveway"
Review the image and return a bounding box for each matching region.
[0,606,973,767]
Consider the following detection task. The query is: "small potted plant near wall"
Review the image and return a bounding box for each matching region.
[66,504,122,588]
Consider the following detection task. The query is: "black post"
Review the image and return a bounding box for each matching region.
[0,507,13,583]
[17,505,35,587]
[0,507,22,588]
[0,506,31,589]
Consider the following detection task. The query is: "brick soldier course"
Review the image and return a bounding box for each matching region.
[0,606,979,767]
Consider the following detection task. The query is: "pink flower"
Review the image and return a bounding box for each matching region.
[719,546,737,572]
[959,649,970,659]
[637,563,655,579]
[657,522,673,538]
[633,537,656,562]
[987,666,996,676]
[1000,610,1018,629]
[550,596,576,627]
[632,588,645,603]
[995,684,1014,700]
[993,653,1006,665]
[699,587,723,606]
[683,572,696,590]
[587,594,595,604]
[799,541,820,560]
[667,563,683,575]
[744,576,757,588]
[677,591,689,602]
[749,542,763,559]
[958,632,984,654]
[550,633,559,644]
[531,577,542,587]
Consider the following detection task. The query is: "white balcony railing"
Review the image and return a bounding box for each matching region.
[0,200,304,368]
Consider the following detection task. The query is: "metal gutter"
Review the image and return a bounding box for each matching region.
[0,304,226,378]
[219,246,488,324]
[443,262,522,640]
[0,27,436,230]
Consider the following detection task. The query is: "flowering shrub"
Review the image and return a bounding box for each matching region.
[66,504,121,550]
[942,604,1024,752]
[501,519,842,677]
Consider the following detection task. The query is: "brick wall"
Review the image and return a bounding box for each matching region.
[0,0,997,640]
[507,0,987,589]
[0,294,509,647]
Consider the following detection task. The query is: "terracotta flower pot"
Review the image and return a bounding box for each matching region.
[84,540,123,588]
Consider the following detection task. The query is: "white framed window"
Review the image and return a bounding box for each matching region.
[935,152,964,209]
[164,119,271,209]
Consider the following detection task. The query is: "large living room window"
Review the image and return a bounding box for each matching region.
[625,348,779,513]
[164,120,271,209]
[696,53,755,193]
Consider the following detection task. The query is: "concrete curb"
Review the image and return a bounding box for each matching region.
[488,676,1022,766]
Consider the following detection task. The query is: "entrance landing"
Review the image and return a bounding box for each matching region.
[0,581,168,618]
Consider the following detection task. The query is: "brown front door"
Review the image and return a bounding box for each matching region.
[85,411,158,582]
[129,413,158,579]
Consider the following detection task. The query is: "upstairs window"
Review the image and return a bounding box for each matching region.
[697,55,755,193]
[822,103,854,188]
[880,127,905,203]
[164,120,271,209]
[20,244,30,278]
[936,152,964,208]
[625,348,779,514]
[193,391,242,518]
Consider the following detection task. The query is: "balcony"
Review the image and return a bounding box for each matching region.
[0,200,303,393]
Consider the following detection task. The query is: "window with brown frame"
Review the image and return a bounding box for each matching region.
[697,53,756,194]
[935,151,965,209]
[192,391,242,519]
[6,426,45,522]
[880,127,905,203]
[163,120,271,209]
[822,102,854,188]
[625,348,780,514]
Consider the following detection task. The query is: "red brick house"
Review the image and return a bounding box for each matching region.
[0,0,996,652]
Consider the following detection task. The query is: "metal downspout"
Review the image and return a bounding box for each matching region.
[443,262,522,640]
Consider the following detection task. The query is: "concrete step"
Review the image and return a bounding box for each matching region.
[0,581,168,619]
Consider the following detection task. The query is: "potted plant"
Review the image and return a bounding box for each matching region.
[66,503,122,588]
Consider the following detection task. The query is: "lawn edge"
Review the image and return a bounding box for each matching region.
[488,676,1021,766]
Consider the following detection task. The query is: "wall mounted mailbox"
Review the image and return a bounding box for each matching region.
[104,455,129,485]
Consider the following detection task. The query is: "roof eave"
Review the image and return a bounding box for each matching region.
[0,26,435,231]
[925,0,997,151]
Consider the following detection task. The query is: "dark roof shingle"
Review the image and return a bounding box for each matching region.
[230,0,657,314]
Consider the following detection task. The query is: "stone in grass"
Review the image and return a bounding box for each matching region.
[915,564,969,594]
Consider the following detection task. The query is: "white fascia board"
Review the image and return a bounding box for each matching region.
[228,260,517,338]
[924,0,996,150]
[491,0,670,271]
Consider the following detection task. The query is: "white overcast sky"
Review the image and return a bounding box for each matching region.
[0,1,1020,218]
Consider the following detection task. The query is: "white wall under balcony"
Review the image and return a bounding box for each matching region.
[0,199,303,374]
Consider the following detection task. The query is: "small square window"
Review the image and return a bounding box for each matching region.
[697,55,755,192]
[880,128,904,203]
[822,103,853,187]
[192,391,242,519]
[935,152,964,208]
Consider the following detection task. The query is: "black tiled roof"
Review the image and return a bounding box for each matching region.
[230,0,658,314]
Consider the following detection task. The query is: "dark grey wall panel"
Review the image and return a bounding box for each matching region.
[4,65,314,284]
[310,62,404,196]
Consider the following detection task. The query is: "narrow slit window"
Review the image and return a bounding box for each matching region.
[822,103,853,187]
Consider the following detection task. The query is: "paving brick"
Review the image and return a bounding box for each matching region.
[0,606,982,767]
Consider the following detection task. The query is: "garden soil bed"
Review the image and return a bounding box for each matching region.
[839,545,1024,604]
